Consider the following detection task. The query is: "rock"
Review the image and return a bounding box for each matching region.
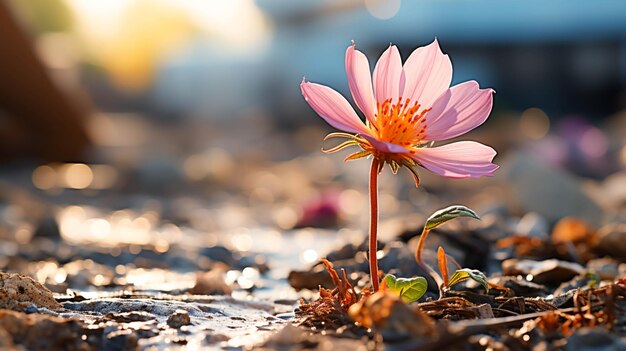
[406,228,490,271]
[257,325,365,351]
[23,304,39,314]
[287,269,334,291]
[549,288,578,308]
[167,310,191,328]
[501,259,585,286]
[565,327,626,351]
[0,310,88,351]
[499,152,604,227]
[103,328,139,351]
[236,254,270,274]
[586,258,621,280]
[199,246,235,265]
[596,223,626,260]
[0,271,61,311]
[63,295,284,347]
[205,333,230,344]
[32,216,61,241]
[188,269,232,295]
[256,325,305,346]
[490,276,551,297]
[325,241,367,262]
[554,274,599,297]
[274,312,295,320]
[467,303,495,319]
[102,311,155,323]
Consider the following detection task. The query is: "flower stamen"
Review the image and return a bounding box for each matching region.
[322,97,434,185]
[372,98,431,148]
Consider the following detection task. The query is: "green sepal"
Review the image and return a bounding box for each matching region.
[424,205,480,230]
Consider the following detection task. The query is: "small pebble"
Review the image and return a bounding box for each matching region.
[167,309,191,328]
[274,312,295,320]
[23,305,38,314]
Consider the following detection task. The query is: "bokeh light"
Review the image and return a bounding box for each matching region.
[579,127,608,158]
[520,108,550,140]
[32,163,119,191]
[32,165,57,190]
[365,0,402,20]
[61,163,93,189]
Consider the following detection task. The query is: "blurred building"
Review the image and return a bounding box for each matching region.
[2,0,626,162]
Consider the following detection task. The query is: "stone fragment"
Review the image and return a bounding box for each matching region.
[103,328,139,351]
[188,269,232,295]
[0,271,61,311]
[32,216,61,240]
[167,309,191,328]
[199,246,235,265]
[467,303,495,319]
[565,327,626,351]
[257,325,365,351]
[102,311,155,323]
[205,333,230,344]
[596,223,626,260]
[501,259,585,285]
[499,152,604,226]
[287,269,334,291]
[554,274,600,297]
[0,310,87,351]
[586,258,621,280]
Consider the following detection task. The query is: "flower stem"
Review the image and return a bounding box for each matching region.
[414,227,429,264]
[369,157,380,292]
[415,227,444,297]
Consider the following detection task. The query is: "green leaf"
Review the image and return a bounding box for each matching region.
[447,268,490,292]
[424,205,480,230]
[383,274,428,303]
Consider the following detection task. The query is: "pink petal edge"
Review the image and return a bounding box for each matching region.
[346,43,377,124]
[301,80,369,135]
[401,39,453,109]
[410,141,499,178]
[372,45,403,105]
[424,81,495,141]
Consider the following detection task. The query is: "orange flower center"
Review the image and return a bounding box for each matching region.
[370,98,431,147]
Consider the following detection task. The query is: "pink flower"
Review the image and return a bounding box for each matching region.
[301,39,498,182]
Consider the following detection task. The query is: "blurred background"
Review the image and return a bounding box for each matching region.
[1,0,626,294]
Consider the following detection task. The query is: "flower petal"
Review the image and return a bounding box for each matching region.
[373,45,402,105]
[424,81,494,141]
[346,44,376,124]
[401,39,452,109]
[301,81,370,135]
[411,141,498,178]
[361,135,409,153]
